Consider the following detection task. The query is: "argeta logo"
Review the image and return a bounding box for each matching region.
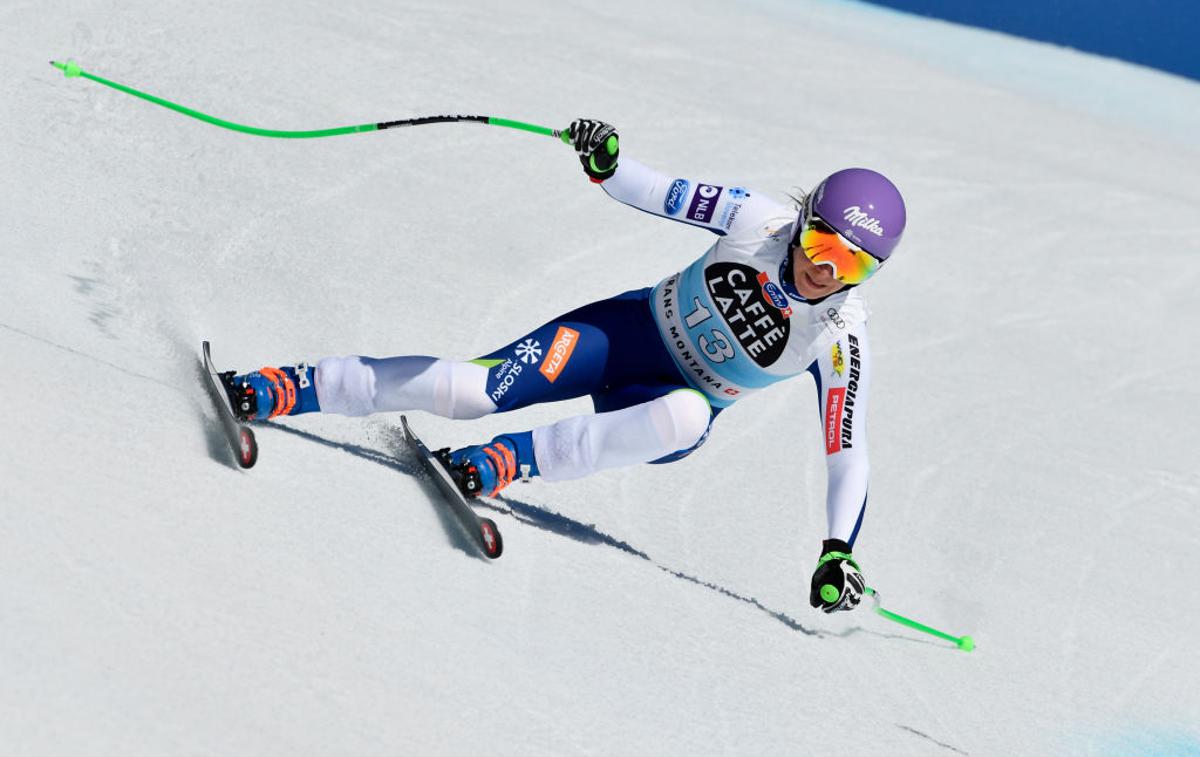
[514,339,542,364]
[539,326,580,383]
[664,179,690,216]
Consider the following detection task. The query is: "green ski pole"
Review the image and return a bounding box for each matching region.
[865,587,975,652]
[50,60,574,144]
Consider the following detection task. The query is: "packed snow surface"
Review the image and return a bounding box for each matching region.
[3,0,1199,754]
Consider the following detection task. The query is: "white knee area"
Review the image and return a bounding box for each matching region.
[315,356,496,419]
[650,389,712,452]
[432,361,496,420]
[532,389,712,482]
[315,356,378,416]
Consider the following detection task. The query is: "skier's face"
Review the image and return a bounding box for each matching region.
[791,246,847,299]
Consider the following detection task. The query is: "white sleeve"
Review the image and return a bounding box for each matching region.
[810,326,872,545]
[599,156,789,236]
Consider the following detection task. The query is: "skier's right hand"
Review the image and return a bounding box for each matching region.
[809,539,866,613]
[568,118,619,183]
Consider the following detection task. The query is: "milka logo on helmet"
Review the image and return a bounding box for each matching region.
[664,179,690,216]
[843,206,885,237]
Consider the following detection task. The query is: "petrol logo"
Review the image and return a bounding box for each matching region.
[825,387,846,454]
[664,179,690,216]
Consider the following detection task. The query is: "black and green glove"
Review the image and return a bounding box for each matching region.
[568,118,619,182]
[809,539,866,613]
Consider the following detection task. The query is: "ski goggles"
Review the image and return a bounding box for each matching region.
[798,207,883,286]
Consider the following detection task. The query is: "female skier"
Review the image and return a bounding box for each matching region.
[223,119,906,614]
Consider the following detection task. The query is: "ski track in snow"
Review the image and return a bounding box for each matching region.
[262,420,897,643]
[895,724,969,755]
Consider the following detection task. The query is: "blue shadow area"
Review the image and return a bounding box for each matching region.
[859,0,1200,82]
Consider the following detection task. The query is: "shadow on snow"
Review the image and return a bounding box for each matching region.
[235,419,934,643]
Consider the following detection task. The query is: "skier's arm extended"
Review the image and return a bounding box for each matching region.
[808,327,872,547]
[804,327,872,613]
[567,118,786,236]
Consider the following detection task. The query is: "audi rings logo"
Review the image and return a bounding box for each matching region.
[825,308,846,329]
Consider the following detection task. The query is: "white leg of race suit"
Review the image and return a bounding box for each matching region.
[314,356,496,419]
[315,356,712,479]
[532,389,712,481]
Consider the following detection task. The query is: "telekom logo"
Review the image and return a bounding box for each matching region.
[843,206,885,237]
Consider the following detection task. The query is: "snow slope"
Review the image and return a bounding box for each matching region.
[3,0,1199,754]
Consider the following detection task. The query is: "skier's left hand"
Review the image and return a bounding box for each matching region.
[809,539,866,613]
[568,118,619,182]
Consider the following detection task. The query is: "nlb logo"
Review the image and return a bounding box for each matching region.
[664,179,690,216]
[843,206,885,237]
[687,183,722,224]
[539,326,581,383]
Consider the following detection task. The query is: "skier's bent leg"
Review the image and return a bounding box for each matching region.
[532,389,713,482]
[314,355,495,419]
[446,389,711,497]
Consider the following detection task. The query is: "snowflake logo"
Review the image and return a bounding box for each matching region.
[514,339,542,364]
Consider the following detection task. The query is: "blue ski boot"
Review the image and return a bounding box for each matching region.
[440,432,539,498]
[222,363,320,422]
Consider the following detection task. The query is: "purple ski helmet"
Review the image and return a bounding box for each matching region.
[808,168,906,262]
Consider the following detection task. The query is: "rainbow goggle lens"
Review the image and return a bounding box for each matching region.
[798,213,883,286]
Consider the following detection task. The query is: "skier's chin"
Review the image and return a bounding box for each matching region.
[796,270,843,299]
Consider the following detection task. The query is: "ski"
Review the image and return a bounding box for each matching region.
[400,415,503,559]
[201,341,258,469]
